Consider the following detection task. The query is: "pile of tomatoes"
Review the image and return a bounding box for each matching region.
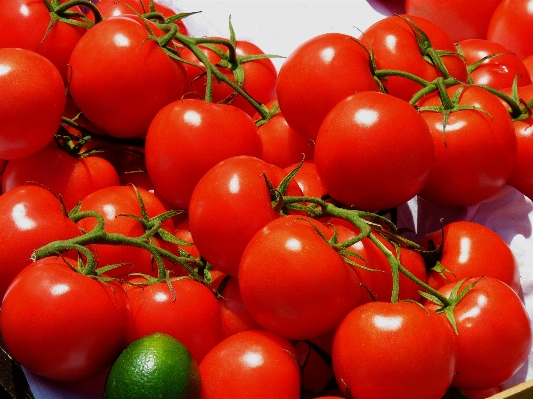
[1,0,533,398]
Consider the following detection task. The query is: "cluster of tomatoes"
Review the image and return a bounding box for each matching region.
[1,0,533,398]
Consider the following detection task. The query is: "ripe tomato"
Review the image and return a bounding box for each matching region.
[188,155,302,277]
[417,84,517,206]
[2,143,120,211]
[276,32,380,140]
[458,38,532,89]
[0,256,130,382]
[487,0,533,60]
[239,215,361,340]
[145,99,262,210]
[0,48,65,160]
[419,220,521,294]
[199,330,301,399]
[360,14,468,101]
[284,160,327,199]
[0,185,81,300]
[426,277,532,390]
[314,91,434,211]
[125,277,224,363]
[405,0,503,42]
[332,301,456,399]
[68,15,189,138]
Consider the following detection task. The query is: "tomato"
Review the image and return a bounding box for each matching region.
[0,185,81,300]
[457,38,532,89]
[76,185,177,279]
[523,53,533,80]
[199,330,301,399]
[125,277,224,363]
[332,301,456,399]
[314,91,434,211]
[276,32,380,140]
[360,14,468,101]
[239,215,361,340]
[67,15,189,138]
[405,0,503,42]
[417,84,517,206]
[284,160,327,199]
[0,0,87,83]
[2,143,120,211]
[0,48,65,160]
[0,256,130,382]
[145,99,262,210]
[419,220,521,294]
[488,0,533,60]
[188,155,302,277]
[426,277,532,390]
[180,39,277,117]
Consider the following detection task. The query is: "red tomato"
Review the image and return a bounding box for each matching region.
[360,14,468,101]
[180,39,277,117]
[0,48,65,160]
[405,0,503,42]
[417,84,517,206]
[239,215,361,340]
[332,301,456,399]
[0,0,87,83]
[67,15,189,138]
[188,155,302,277]
[284,160,327,199]
[0,186,81,300]
[314,91,434,211]
[145,99,262,210]
[523,53,533,80]
[458,38,532,89]
[0,256,130,382]
[419,220,521,294]
[2,143,120,211]
[199,330,301,399]
[276,32,380,140]
[488,0,533,60]
[125,277,224,363]
[426,277,532,390]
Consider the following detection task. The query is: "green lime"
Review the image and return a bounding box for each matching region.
[104,333,201,399]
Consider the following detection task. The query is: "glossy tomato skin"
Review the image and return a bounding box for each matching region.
[276,32,380,140]
[332,301,456,399]
[0,48,65,160]
[417,84,517,206]
[314,91,434,211]
[419,220,521,294]
[458,39,532,89]
[145,99,262,210]
[188,155,301,277]
[125,277,224,363]
[239,215,361,340]
[199,330,301,399]
[405,0,503,42]
[0,256,131,382]
[68,15,189,138]
[284,160,327,199]
[488,0,533,60]
[0,186,81,300]
[2,143,120,211]
[360,14,468,101]
[426,277,532,390]
[0,0,87,83]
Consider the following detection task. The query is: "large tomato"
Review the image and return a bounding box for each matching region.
[276,32,380,140]
[360,14,468,101]
[332,301,456,399]
[0,256,130,382]
[314,91,434,211]
[426,277,532,390]
[417,84,517,206]
[67,15,189,138]
[0,48,65,160]
[145,99,262,210]
[0,185,81,300]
